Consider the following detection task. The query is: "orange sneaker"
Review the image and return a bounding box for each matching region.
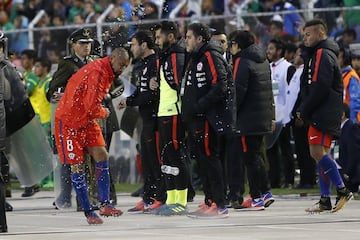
[240,196,252,208]
[99,204,123,217]
[128,200,145,213]
[143,199,163,213]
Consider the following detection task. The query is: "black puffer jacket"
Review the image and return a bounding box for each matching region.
[1,59,34,137]
[233,44,273,135]
[298,38,343,137]
[126,53,159,120]
[181,42,233,134]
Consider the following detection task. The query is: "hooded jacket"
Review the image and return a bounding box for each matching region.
[232,44,274,135]
[181,42,233,134]
[55,56,114,129]
[299,38,343,137]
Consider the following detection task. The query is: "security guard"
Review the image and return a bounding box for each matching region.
[47,28,95,100]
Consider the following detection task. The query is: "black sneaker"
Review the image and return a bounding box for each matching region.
[21,184,40,197]
[332,188,353,213]
[305,197,332,213]
[5,201,13,212]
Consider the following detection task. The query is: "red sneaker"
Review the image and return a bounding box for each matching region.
[143,199,163,213]
[85,211,103,225]
[128,200,145,213]
[241,196,252,208]
[99,204,123,217]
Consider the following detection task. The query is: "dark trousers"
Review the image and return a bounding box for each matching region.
[267,124,295,187]
[293,123,316,186]
[241,135,270,199]
[220,132,245,202]
[141,119,166,204]
[186,117,225,208]
[158,115,189,191]
[0,151,7,232]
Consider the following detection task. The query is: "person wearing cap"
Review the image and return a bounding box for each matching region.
[54,47,130,225]
[340,44,360,124]
[47,28,95,101]
[181,22,233,218]
[229,29,274,210]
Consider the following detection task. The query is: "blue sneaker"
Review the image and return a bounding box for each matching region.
[152,204,171,215]
[262,192,275,208]
[159,203,187,216]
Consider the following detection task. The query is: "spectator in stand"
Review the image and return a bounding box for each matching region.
[11,14,28,56]
[201,0,226,33]
[67,0,84,24]
[50,14,69,57]
[269,15,286,40]
[264,0,303,40]
[343,0,360,43]
[73,13,85,25]
[337,28,357,49]
[102,6,128,54]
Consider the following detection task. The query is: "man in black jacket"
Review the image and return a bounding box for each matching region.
[119,30,166,213]
[338,104,360,193]
[181,22,232,218]
[229,30,274,211]
[150,21,190,215]
[298,19,353,213]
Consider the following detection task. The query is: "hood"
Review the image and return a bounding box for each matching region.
[237,44,267,63]
[304,38,339,60]
[161,40,186,57]
[191,42,223,60]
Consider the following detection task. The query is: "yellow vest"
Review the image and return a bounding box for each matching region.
[158,68,181,117]
[29,76,52,124]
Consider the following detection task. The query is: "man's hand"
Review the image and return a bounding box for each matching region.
[104,108,111,118]
[149,78,159,90]
[52,92,64,102]
[117,97,127,109]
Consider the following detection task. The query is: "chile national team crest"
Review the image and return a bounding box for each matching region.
[197,62,203,71]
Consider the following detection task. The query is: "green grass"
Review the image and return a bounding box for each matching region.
[9,182,359,200]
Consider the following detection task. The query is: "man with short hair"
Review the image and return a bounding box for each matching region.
[181,22,233,218]
[54,47,129,225]
[119,30,166,213]
[298,19,353,213]
[150,21,189,215]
